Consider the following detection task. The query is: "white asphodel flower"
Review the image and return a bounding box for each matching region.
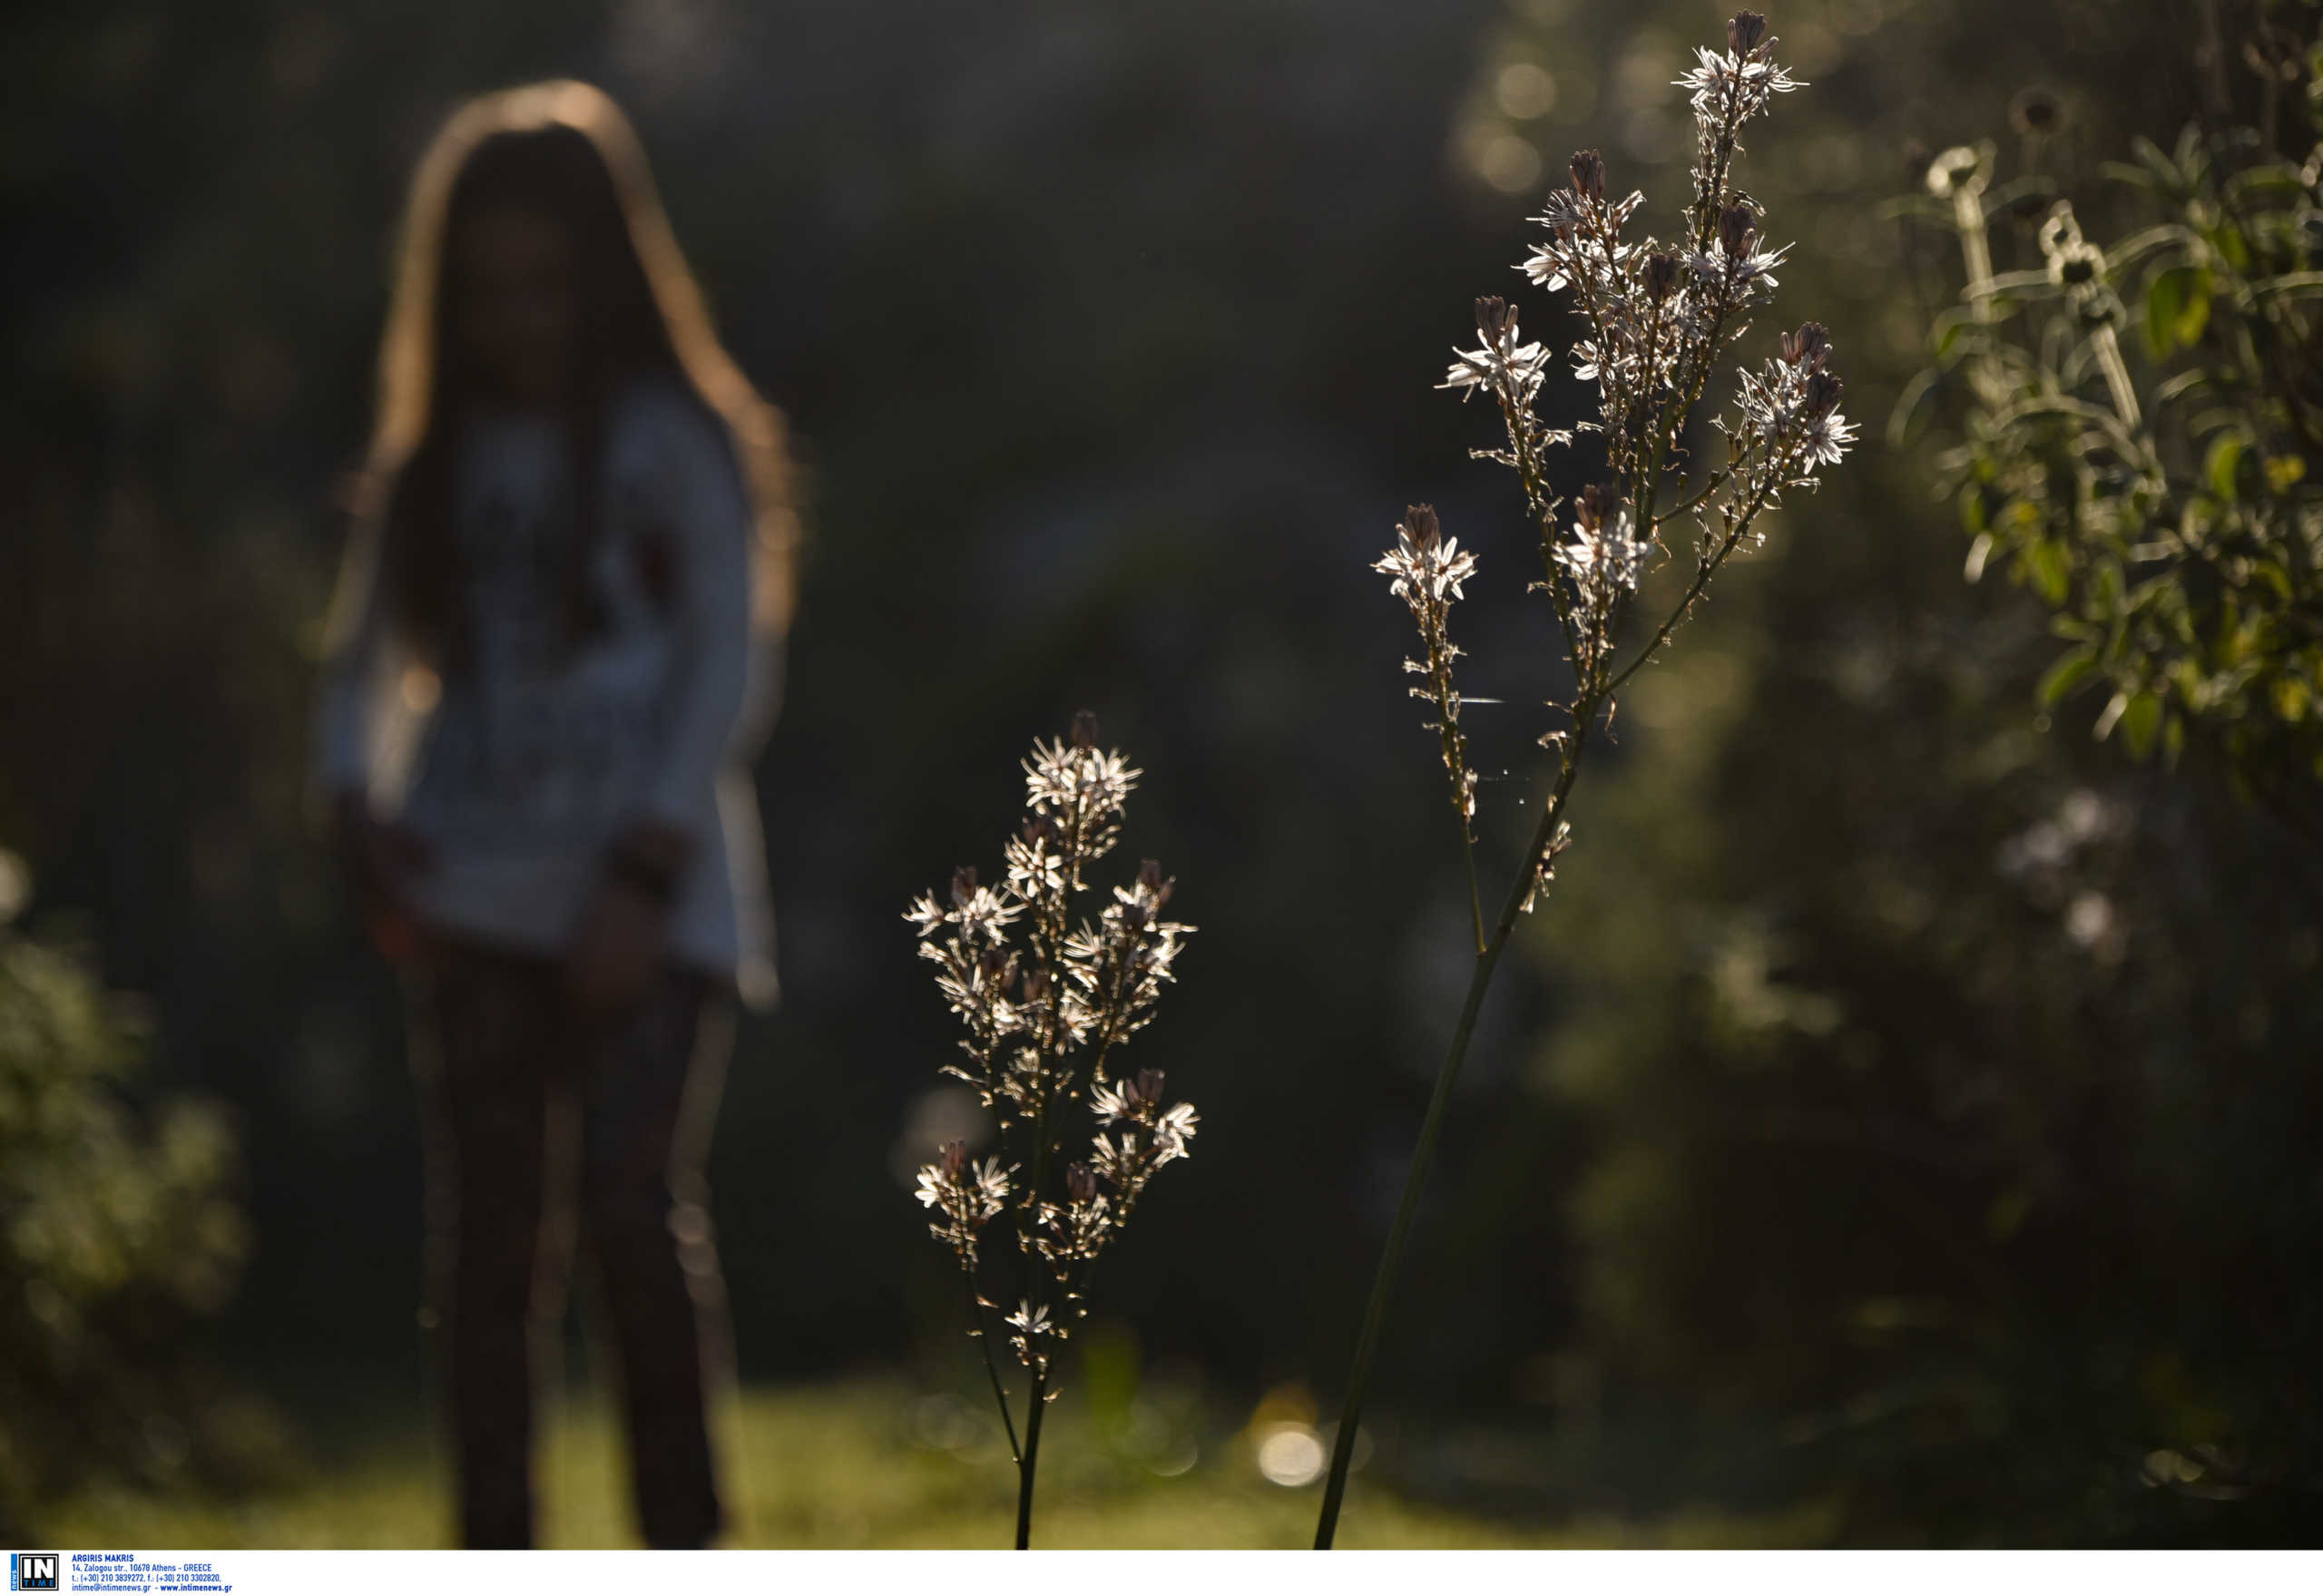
[1675,42,1801,123]
[1555,507,1647,597]
[1151,1102,1201,1164]
[1372,521,1478,608]
[1798,406,1857,472]
[1023,738,1140,819]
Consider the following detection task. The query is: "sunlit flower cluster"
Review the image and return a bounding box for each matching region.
[1088,1066,1200,1209]
[1372,10,1850,883]
[1372,504,1481,829]
[907,718,1197,1390]
[1443,292,1553,406]
[1675,10,1800,130]
[1020,710,1139,876]
[1734,319,1855,462]
[1554,484,1649,680]
[915,1137,1012,1268]
[1331,14,1853,1546]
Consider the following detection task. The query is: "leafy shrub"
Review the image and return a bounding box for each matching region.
[0,856,253,1534]
[1899,14,2323,836]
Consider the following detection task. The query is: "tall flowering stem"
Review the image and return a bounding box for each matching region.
[1375,504,1485,946]
[906,711,1197,1549]
[1314,12,1851,1548]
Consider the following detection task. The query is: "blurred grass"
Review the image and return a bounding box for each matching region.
[44,1379,1820,1549]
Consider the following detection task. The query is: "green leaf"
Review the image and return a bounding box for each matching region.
[2143,265,2210,358]
[2120,690,2164,759]
[2144,267,2185,359]
[2023,537,2071,605]
[2039,647,2100,708]
[2129,137,2184,193]
[2213,224,2251,273]
[2207,433,2249,502]
[1887,368,1942,447]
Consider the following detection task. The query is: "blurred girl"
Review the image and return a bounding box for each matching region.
[317,82,796,1549]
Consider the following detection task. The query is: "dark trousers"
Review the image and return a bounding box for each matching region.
[409,943,733,1549]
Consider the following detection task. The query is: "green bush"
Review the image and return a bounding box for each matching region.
[0,854,254,1535]
[1898,7,2323,836]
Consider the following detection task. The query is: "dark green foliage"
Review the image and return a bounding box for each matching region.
[0,905,257,1535]
[1898,10,2323,836]
[1420,0,2323,1544]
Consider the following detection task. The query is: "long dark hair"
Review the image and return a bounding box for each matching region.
[328,82,797,673]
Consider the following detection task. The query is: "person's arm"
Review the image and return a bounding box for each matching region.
[316,510,429,958]
[316,511,393,807]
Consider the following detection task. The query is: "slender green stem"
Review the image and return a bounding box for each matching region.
[1315,454,1785,1548]
[1654,468,1729,532]
[966,1269,1023,1465]
[1601,545,1726,704]
[1312,741,1588,1549]
[1015,1371,1048,1550]
[1459,817,1486,955]
[1603,442,1799,707]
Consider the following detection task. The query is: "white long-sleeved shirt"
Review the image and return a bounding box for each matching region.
[317,377,777,1002]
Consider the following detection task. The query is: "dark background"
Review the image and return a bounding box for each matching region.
[6,0,2319,1542]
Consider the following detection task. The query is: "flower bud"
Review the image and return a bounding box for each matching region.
[1804,369,1845,417]
[940,1139,969,1178]
[1070,710,1100,749]
[1568,148,1606,204]
[1719,202,1757,259]
[1122,900,1150,932]
[1780,321,1831,369]
[1066,1162,1098,1203]
[1022,815,1054,847]
[950,865,977,907]
[1021,966,1049,1003]
[1475,295,1515,342]
[1643,250,1681,303]
[1138,858,1165,893]
[1132,1067,1166,1107]
[1728,11,1768,55]
[1576,481,1620,532]
[1402,504,1441,552]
